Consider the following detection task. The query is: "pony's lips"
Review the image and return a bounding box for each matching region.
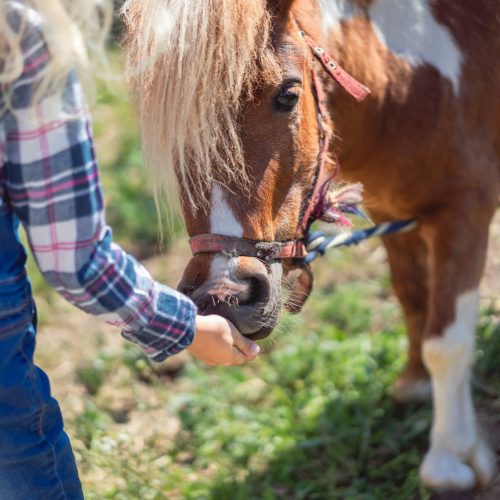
[243,326,274,341]
[198,300,279,340]
[183,259,283,341]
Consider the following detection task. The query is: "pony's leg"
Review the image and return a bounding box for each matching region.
[419,208,496,490]
[383,231,431,402]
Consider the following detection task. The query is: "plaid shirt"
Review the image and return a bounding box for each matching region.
[0,3,196,362]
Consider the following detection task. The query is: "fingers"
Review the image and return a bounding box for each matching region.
[229,348,250,365]
[192,314,260,366]
[229,324,260,361]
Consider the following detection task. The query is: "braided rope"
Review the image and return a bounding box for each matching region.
[304,220,418,264]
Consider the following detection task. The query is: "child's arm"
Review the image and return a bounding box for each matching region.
[2,23,259,365]
[4,71,194,362]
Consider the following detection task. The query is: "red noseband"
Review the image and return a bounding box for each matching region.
[189,20,370,263]
[189,234,307,261]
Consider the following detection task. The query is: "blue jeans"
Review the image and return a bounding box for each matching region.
[0,307,83,499]
[0,206,83,499]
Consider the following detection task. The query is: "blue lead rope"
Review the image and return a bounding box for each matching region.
[304,219,418,264]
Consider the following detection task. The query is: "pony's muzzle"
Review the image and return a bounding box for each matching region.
[178,254,281,340]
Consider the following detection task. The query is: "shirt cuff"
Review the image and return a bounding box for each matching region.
[121,283,197,363]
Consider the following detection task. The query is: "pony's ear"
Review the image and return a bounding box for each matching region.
[284,264,314,314]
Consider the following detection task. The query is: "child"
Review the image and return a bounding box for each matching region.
[0,1,260,497]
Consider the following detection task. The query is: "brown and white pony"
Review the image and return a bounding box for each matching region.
[123,0,500,491]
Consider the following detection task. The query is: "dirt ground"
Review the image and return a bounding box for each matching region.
[36,211,499,499]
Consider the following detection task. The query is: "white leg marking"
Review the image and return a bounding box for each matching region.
[369,0,463,94]
[210,185,243,237]
[420,289,496,490]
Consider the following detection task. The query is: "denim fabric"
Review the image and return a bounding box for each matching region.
[0,205,83,499]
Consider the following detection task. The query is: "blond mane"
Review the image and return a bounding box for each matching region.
[122,0,281,212]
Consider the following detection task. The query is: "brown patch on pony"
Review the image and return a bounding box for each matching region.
[267,0,296,15]
[317,0,500,403]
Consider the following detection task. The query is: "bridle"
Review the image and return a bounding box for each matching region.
[189,19,370,265]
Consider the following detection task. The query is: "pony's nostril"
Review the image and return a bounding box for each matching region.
[238,274,270,306]
[237,278,259,306]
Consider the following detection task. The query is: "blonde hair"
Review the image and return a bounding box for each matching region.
[0,0,112,109]
[122,0,280,212]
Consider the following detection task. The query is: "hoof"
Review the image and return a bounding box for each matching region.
[420,450,476,490]
[420,439,496,491]
[393,375,432,403]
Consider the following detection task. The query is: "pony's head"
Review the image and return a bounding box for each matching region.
[123,0,367,340]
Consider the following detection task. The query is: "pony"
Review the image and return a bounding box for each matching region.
[123,0,500,492]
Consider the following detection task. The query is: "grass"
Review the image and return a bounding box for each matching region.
[26,56,500,499]
[34,245,499,499]
[68,268,425,499]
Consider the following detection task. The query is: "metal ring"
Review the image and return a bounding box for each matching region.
[315,47,324,54]
[328,61,337,70]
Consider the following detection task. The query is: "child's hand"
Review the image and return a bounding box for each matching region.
[188,315,260,366]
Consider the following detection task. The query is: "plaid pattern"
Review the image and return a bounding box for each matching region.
[0,4,196,362]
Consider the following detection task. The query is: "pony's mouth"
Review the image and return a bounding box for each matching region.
[179,257,284,341]
[196,295,281,341]
[243,326,275,341]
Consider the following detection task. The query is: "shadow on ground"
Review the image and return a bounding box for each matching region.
[206,320,500,500]
[209,400,432,499]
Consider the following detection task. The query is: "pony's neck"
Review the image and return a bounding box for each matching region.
[317,0,466,173]
[323,34,385,169]
[316,1,419,170]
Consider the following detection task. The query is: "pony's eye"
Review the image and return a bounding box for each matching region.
[275,87,300,112]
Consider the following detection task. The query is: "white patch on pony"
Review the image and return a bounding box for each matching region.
[369,0,463,94]
[210,185,243,237]
[317,0,360,34]
[208,187,245,300]
[208,254,250,303]
[420,289,496,490]
[209,254,235,283]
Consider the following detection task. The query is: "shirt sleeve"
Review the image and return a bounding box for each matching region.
[2,13,196,362]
